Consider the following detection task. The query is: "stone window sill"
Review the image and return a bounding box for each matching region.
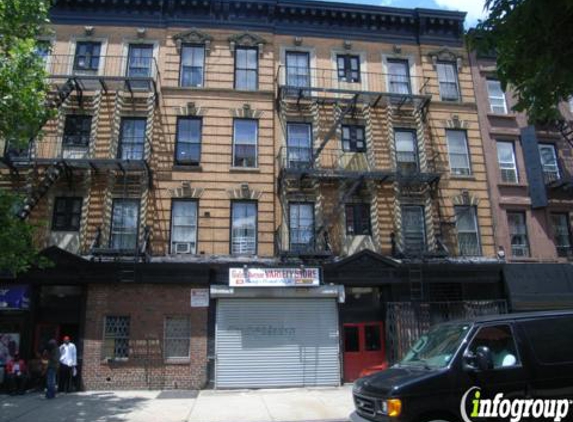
[230,167,260,173]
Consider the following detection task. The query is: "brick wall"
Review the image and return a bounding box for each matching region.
[82,283,208,390]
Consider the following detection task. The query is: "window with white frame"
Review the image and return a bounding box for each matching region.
[387,59,411,94]
[402,205,426,253]
[394,130,418,174]
[455,206,481,256]
[289,202,314,253]
[110,199,139,250]
[538,143,560,183]
[103,316,130,360]
[180,45,205,87]
[447,130,471,176]
[497,141,518,183]
[233,119,258,168]
[285,51,310,89]
[508,211,530,257]
[551,213,572,258]
[286,123,312,168]
[437,61,460,101]
[164,316,191,360]
[170,200,198,254]
[234,47,258,90]
[487,79,508,114]
[231,201,257,255]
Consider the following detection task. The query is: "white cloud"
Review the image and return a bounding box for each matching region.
[380,0,393,5]
[433,0,488,26]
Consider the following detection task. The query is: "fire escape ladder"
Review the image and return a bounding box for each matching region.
[17,162,66,220]
[314,95,358,159]
[316,175,365,240]
[408,263,424,301]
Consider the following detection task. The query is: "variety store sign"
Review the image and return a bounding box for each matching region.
[229,267,320,287]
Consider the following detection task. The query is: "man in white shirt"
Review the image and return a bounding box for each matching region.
[59,336,77,393]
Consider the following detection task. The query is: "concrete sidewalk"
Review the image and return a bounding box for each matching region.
[0,385,354,422]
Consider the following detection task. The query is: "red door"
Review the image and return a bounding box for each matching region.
[343,322,387,382]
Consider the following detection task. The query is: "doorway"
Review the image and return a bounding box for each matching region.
[343,322,386,382]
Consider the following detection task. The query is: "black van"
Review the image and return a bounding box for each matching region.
[351,310,573,422]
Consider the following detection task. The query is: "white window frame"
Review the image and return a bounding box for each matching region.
[68,37,109,76]
[487,79,508,114]
[497,141,518,183]
[382,53,417,94]
[281,46,317,89]
[170,200,198,254]
[508,211,530,257]
[437,61,460,101]
[120,39,160,80]
[164,316,191,361]
[538,143,560,182]
[231,201,257,255]
[394,129,419,173]
[232,119,258,168]
[455,206,481,256]
[446,130,472,176]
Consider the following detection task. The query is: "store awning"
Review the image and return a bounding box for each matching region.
[504,264,573,311]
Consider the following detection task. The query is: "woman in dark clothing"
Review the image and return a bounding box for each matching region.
[45,339,59,399]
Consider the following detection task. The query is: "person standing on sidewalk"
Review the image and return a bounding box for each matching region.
[58,336,77,393]
[45,339,59,399]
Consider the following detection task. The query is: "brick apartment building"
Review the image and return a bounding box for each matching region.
[470,51,573,312]
[0,0,514,390]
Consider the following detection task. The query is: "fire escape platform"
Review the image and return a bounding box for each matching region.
[50,76,157,95]
[8,158,150,172]
[280,167,440,184]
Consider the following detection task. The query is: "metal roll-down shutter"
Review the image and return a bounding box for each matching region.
[215,298,340,388]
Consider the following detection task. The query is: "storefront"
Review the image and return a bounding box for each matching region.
[0,285,31,382]
[210,267,343,388]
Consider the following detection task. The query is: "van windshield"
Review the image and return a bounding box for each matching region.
[400,323,471,369]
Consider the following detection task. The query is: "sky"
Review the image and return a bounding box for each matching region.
[313,0,488,27]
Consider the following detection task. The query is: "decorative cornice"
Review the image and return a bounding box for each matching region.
[230,104,264,119]
[172,28,214,54]
[170,182,204,199]
[50,1,466,47]
[227,183,263,200]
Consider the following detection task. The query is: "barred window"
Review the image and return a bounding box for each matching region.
[164,316,191,360]
[103,316,130,360]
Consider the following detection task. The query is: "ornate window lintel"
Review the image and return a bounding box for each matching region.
[173,29,213,55]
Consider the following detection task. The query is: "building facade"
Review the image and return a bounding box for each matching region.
[470,50,573,312]
[0,0,508,390]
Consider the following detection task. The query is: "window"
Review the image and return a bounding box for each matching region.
[118,118,146,160]
[110,199,139,250]
[175,118,201,165]
[180,45,205,87]
[164,316,191,360]
[437,62,460,101]
[170,201,198,254]
[103,316,130,360]
[468,325,520,369]
[73,41,101,72]
[285,51,310,93]
[364,325,382,352]
[395,130,418,174]
[455,206,481,256]
[286,123,312,168]
[127,44,153,86]
[487,79,507,114]
[387,59,411,94]
[234,47,258,90]
[344,326,359,353]
[538,143,560,183]
[289,203,314,253]
[233,119,257,167]
[63,115,92,157]
[231,202,257,255]
[52,197,82,231]
[345,203,371,236]
[523,316,573,364]
[497,141,518,183]
[551,213,572,257]
[341,125,366,152]
[507,211,529,257]
[337,55,360,83]
[402,205,426,253]
[447,130,471,176]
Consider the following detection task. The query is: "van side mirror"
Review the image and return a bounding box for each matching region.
[464,346,494,372]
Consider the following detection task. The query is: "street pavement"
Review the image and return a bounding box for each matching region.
[0,385,354,422]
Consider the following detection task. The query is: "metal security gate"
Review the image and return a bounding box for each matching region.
[386,300,507,363]
[215,298,340,388]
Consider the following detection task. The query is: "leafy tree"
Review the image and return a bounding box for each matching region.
[469,0,573,123]
[0,0,52,275]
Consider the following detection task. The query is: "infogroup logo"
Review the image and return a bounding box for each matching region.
[460,387,572,422]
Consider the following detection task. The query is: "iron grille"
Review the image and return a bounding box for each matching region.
[104,316,130,359]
